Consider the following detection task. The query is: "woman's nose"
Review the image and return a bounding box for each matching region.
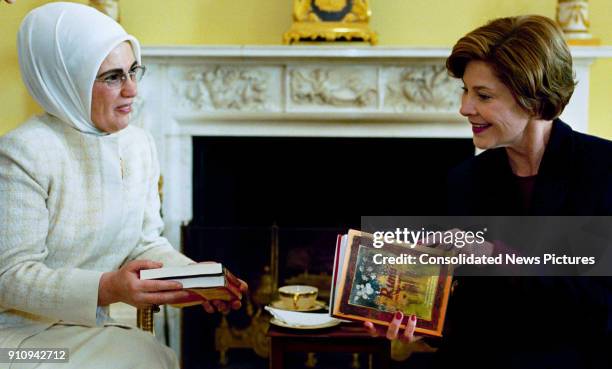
[121,77,138,98]
[459,94,476,117]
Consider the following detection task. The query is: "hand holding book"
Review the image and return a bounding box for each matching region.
[329,230,453,337]
[363,311,420,343]
[186,279,248,313]
[98,260,189,309]
[139,261,248,313]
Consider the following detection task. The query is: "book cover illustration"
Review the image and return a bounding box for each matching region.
[331,229,453,337]
[349,245,440,321]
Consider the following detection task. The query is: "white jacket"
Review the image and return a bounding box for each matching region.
[0,114,192,348]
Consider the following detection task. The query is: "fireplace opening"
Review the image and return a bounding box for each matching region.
[181,136,474,369]
[191,136,474,227]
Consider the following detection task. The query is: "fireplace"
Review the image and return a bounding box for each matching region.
[181,136,473,368]
[135,45,605,365]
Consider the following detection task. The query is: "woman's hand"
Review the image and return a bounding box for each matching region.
[363,311,420,343]
[98,260,190,308]
[99,260,250,314]
[200,278,248,314]
[189,261,249,313]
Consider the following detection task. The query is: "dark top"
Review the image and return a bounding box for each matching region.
[448,119,612,215]
[514,174,537,212]
[440,120,612,369]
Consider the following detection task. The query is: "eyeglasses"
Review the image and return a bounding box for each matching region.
[94,65,146,88]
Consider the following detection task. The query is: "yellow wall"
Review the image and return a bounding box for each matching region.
[1,0,611,137]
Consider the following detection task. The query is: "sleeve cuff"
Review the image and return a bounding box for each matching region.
[60,268,104,326]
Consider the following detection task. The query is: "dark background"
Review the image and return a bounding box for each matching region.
[182,136,474,369]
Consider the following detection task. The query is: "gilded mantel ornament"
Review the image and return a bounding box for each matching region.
[556,0,599,45]
[89,0,120,21]
[284,0,377,45]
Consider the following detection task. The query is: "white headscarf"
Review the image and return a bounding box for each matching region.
[18,2,141,136]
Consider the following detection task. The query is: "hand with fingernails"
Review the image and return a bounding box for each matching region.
[98,260,248,314]
[189,261,249,313]
[199,278,248,314]
[363,311,420,343]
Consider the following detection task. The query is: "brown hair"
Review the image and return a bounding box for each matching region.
[446,15,575,120]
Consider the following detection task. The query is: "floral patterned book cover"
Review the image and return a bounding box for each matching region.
[330,229,453,337]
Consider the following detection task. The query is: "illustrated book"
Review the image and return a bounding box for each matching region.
[329,229,453,337]
[140,262,242,307]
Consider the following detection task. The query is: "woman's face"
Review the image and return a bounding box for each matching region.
[460,60,532,150]
[91,42,137,133]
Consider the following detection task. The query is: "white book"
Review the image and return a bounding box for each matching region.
[140,262,223,280]
[166,275,226,289]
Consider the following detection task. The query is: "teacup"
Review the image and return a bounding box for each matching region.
[278,285,318,310]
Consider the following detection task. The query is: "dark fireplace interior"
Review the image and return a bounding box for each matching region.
[181,136,474,369]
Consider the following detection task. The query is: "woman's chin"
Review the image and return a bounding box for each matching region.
[472,137,495,150]
[109,115,131,132]
[94,118,130,133]
[116,120,130,131]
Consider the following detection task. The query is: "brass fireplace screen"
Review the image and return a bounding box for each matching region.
[181,223,434,367]
[182,224,339,364]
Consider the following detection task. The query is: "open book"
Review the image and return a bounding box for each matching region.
[330,229,453,337]
[140,262,242,307]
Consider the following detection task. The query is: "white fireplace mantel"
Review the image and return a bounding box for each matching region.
[136,45,612,354]
[139,44,612,247]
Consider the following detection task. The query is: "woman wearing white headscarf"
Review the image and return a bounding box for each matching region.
[0,3,245,368]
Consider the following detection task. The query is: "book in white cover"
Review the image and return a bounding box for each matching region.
[167,275,226,289]
[140,262,223,280]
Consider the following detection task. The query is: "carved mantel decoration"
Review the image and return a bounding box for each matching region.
[284,0,377,44]
[166,57,461,116]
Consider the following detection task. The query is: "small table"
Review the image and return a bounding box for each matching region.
[267,323,390,369]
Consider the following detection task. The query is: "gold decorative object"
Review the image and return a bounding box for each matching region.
[305,352,318,368]
[136,305,160,334]
[215,302,271,364]
[351,353,360,368]
[284,271,332,300]
[214,226,279,364]
[390,339,437,362]
[556,0,599,45]
[284,0,377,45]
[90,0,120,22]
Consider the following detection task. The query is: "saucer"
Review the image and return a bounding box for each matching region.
[269,317,341,330]
[270,300,328,312]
